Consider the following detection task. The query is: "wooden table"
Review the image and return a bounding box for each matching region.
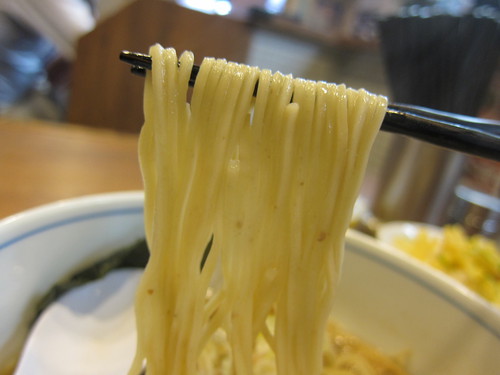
[0,117,143,219]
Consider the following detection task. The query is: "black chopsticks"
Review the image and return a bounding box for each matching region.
[119,51,500,161]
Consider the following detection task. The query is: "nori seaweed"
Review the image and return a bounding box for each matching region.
[31,239,149,325]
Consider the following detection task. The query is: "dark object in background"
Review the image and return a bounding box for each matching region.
[0,12,57,109]
[372,6,499,228]
[378,12,499,116]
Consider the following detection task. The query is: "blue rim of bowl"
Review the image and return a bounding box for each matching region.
[0,207,144,252]
[0,193,499,343]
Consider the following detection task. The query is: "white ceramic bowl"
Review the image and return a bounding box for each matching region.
[375,220,500,309]
[0,192,499,375]
[0,192,145,374]
[376,221,442,245]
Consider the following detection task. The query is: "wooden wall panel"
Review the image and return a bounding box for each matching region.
[68,0,253,132]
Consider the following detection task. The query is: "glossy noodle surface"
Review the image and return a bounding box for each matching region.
[130,45,393,375]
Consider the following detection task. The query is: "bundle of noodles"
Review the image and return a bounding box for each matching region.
[129,45,388,375]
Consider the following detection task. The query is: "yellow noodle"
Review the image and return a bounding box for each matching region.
[130,45,397,375]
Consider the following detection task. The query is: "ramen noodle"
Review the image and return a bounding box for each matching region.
[128,45,401,375]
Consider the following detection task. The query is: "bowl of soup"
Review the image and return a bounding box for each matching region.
[0,192,499,375]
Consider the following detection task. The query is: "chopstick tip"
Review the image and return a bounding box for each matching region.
[119,51,152,70]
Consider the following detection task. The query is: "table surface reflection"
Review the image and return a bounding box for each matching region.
[0,118,143,219]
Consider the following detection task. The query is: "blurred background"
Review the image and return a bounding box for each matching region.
[0,0,499,242]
